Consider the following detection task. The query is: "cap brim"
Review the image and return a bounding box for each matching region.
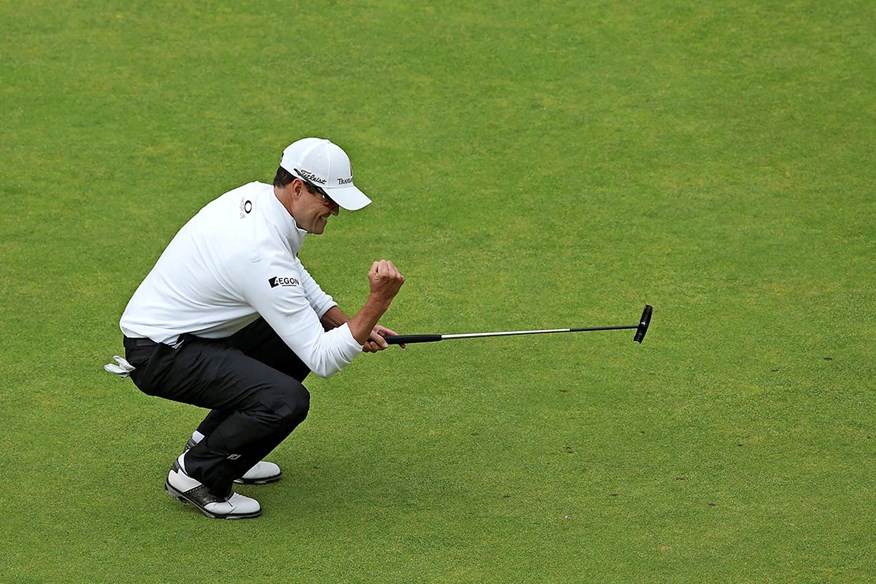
[326,184,372,211]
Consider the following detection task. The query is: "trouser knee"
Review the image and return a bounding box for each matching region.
[268,383,310,432]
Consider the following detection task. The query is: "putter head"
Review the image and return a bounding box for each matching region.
[633,304,652,343]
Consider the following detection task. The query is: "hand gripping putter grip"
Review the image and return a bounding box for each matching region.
[384,304,653,345]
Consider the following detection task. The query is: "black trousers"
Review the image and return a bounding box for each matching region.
[124,318,311,496]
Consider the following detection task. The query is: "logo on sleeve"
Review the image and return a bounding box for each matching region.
[268,276,300,288]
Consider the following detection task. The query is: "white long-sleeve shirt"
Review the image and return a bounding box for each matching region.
[120,181,362,377]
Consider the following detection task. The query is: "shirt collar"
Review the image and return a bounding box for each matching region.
[265,184,307,253]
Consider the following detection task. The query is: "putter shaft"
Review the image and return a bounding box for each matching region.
[384,306,652,344]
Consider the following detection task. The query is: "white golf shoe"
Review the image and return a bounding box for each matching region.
[237,460,282,484]
[183,436,283,484]
[165,456,261,519]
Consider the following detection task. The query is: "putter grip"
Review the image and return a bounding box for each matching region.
[384,334,442,344]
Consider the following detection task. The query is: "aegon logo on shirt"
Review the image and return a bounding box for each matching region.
[268,276,300,288]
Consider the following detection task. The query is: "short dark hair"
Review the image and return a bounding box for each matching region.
[273,166,295,188]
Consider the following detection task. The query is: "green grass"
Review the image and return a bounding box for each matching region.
[1,1,873,582]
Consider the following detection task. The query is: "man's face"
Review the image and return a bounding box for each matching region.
[292,179,340,234]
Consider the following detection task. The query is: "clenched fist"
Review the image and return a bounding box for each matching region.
[368,259,405,304]
[347,260,406,346]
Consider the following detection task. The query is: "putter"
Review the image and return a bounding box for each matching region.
[384,304,653,345]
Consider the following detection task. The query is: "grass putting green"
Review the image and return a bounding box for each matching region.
[1,1,873,582]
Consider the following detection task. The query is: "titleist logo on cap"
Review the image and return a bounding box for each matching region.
[294,168,327,185]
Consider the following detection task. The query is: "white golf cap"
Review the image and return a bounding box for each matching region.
[279,138,372,211]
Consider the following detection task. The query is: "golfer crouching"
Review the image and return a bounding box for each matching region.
[105,138,404,519]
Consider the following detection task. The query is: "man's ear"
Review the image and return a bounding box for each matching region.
[292,179,306,198]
